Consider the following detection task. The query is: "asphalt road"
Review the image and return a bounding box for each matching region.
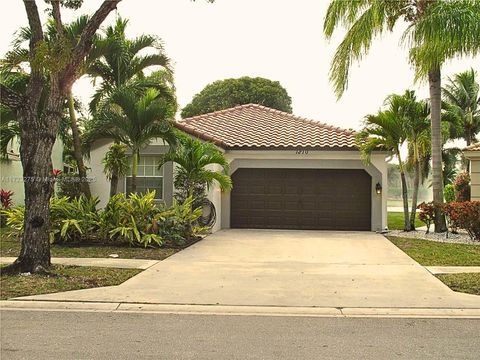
[1,310,479,359]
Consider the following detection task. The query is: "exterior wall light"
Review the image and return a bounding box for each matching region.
[375,182,382,195]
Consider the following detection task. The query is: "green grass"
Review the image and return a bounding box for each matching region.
[0,265,141,300]
[436,273,480,296]
[0,236,178,260]
[388,212,423,230]
[387,236,480,266]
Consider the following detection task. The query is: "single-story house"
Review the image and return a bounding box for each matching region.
[89,104,389,232]
[464,143,480,201]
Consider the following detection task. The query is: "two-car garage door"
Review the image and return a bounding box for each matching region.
[231,168,371,231]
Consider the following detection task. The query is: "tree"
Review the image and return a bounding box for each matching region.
[393,91,430,230]
[181,76,292,118]
[0,0,121,273]
[158,133,232,206]
[324,0,480,232]
[88,17,173,113]
[102,143,129,198]
[357,104,410,231]
[2,15,109,198]
[443,68,480,170]
[85,86,177,193]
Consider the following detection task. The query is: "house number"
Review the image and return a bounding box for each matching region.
[295,149,309,154]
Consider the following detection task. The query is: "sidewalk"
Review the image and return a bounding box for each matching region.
[0,257,158,270]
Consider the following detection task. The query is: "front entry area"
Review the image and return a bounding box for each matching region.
[230,168,371,231]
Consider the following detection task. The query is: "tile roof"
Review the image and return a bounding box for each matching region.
[465,143,480,151]
[175,104,358,150]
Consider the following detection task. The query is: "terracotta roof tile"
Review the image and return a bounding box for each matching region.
[175,104,358,150]
[465,143,480,151]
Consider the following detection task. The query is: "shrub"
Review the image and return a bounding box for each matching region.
[0,189,14,227]
[57,173,84,199]
[453,172,471,202]
[442,201,480,241]
[2,192,208,248]
[444,184,455,203]
[417,202,439,234]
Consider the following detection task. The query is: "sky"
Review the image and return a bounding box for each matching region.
[1,0,479,136]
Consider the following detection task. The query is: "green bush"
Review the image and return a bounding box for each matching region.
[444,184,455,203]
[2,192,208,248]
[57,173,84,199]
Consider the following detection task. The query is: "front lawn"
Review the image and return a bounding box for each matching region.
[436,273,480,296]
[387,236,480,266]
[387,212,423,230]
[0,265,141,300]
[0,235,178,260]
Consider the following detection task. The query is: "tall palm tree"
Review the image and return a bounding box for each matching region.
[88,17,173,113]
[443,68,480,170]
[102,143,129,197]
[324,0,480,232]
[85,86,177,193]
[158,134,232,205]
[357,109,410,231]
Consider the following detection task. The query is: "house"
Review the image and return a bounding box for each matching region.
[88,104,389,232]
[0,137,63,206]
[464,143,480,201]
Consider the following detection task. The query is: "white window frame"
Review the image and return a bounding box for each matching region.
[125,155,164,200]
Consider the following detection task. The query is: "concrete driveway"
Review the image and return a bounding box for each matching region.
[20,230,480,308]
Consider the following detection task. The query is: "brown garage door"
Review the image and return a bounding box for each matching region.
[231,168,371,231]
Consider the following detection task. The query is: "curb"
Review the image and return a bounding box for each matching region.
[1,300,480,319]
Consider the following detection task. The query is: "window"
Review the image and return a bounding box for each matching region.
[125,155,164,200]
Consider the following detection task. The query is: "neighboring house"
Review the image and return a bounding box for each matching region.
[464,143,480,201]
[88,104,389,232]
[0,137,63,206]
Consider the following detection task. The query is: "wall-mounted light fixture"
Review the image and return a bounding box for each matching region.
[375,183,382,195]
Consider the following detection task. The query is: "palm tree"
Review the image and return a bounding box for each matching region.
[391,91,430,230]
[357,108,409,231]
[324,0,480,232]
[159,134,232,208]
[102,143,130,197]
[88,17,173,113]
[443,68,480,171]
[85,86,177,193]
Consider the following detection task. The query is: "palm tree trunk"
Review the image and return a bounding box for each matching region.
[67,91,91,198]
[410,143,420,230]
[110,172,118,197]
[465,131,471,173]
[428,68,447,232]
[397,151,411,231]
[131,150,139,193]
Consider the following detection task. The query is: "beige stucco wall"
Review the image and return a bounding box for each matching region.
[207,150,388,232]
[465,151,480,201]
[0,137,63,206]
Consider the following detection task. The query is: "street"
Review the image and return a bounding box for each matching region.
[1,310,479,359]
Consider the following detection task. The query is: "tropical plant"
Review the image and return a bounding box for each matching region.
[181,76,292,118]
[443,201,480,241]
[443,68,480,170]
[0,0,120,273]
[155,196,209,246]
[357,102,410,230]
[88,17,173,113]
[391,90,430,230]
[453,172,471,202]
[444,184,455,203]
[159,133,232,206]
[324,0,480,232]
[102,143,129,197]
[85,86,177,193]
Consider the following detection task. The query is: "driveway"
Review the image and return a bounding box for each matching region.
[20,230,480,308]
